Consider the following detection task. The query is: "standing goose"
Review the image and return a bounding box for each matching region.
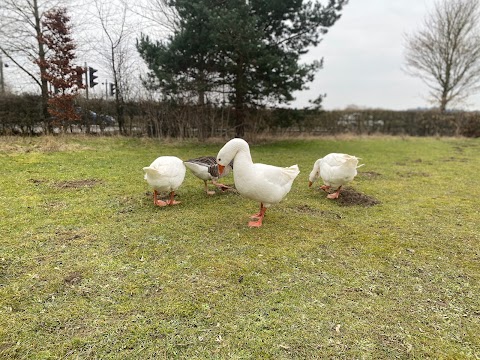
[308,153,363,199]
[184,156,234,195]
[216,138,300,227]
[143,156,186,206]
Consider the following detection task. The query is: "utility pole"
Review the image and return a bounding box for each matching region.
[84,62,89,99]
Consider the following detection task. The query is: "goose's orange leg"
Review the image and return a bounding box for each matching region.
[204,181,216,196]
[154,190,168,207]
[249,203,267,227]
[166,191,181,205]
[327,186,342,199]
[250,202,265,219]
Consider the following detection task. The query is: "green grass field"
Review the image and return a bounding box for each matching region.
[1,135,479,359]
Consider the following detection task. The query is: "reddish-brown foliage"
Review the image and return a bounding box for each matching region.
[38,7,83,127]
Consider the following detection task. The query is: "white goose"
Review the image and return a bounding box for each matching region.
[216,138,300,227]
[184,156,234,195]
[308,153,363,199]
[143,156,186,206]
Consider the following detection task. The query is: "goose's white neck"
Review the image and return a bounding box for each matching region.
[233,147,252,165]
[218,138,253,165]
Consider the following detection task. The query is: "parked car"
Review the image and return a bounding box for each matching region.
[77,108,116,126]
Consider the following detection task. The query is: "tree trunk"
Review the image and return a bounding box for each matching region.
[234,101,245,138]
[33,0,51,132]
[440,92,448,113]
[115,92,125,134]
[234,60,246,138]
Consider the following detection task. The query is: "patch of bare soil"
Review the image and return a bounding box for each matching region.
[53,179,101,189]
[358,171,381,179]
[29,178,101,188]
[336,188,381,207]
[116,196,138,214]
[396,171,430,178]
[442,156,468,163]
[290,204,343,219]
[29,178,45,185]
[54,228,85,242]
[64,271,83,286]
[293,204,318,214]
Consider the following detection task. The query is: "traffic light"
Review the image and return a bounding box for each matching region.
[88,67,98,88]
[110,83,115,96]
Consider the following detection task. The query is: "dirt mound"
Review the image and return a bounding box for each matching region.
[336,188,380,207]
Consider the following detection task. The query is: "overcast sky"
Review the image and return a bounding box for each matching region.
[293,0,480,111]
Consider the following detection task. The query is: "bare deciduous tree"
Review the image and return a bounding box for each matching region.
[89,0,141,134]
[0,0,68,124]
[404,0,480,112]
[129,0,178,37]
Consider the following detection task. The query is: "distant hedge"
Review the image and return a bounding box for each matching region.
[1,94,479,137]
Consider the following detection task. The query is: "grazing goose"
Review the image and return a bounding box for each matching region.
[308,153,363,199]
[216,138,300,227]
[143,156,186,206]
[184,156,234,195]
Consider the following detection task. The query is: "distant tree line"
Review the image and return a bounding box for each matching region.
[2,0,480,136]
[1,95,479,138]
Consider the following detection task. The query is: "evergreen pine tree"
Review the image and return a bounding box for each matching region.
[138,0,348,136]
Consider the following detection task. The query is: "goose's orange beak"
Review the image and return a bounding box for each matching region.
[218,164,225,175]
[308,181,313,187]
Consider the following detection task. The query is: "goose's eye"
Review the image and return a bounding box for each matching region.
[218,158,221,162]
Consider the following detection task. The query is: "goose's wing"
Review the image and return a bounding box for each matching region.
[255,163,300,187]
[185,156,233,179]
[184,156,217,180]
[239,163,299,206]
[185,156,217,167]
[323,153,347,167]
[321,154,358,187]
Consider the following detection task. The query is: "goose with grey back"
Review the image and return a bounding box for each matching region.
[184,156,234,195]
